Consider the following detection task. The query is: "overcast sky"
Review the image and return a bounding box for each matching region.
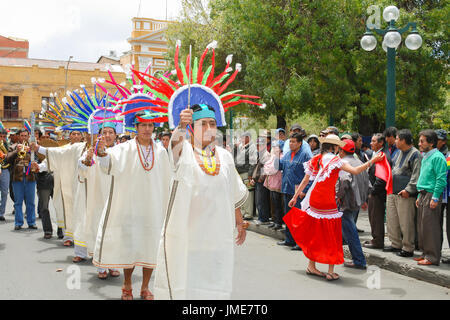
[1,0,183,62]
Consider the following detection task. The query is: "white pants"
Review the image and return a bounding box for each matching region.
[74,244,88,259]
[97,268,118,273]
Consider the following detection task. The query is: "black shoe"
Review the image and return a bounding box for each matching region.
[57,228,64,239]
[0,216,5,221]
[273,224,283,231]
[382,246,401,253]
[396,250,413,257]
[441,257,450,264]
[277,241,295,247]
[14,225,22,230]
[291,245,302,251]
[44,233,52,239]
[267,223,276,228]
[28,225,38,230]
[243,216,253,221]
[362,241,384,249]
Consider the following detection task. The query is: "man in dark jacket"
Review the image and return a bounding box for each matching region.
[363,133,391,249]
[30,130,55,239]
[0,129,10,221]
[6,129,37,230]
[250,137,271,225]
[384,129,421,257]
[234,132,257,219]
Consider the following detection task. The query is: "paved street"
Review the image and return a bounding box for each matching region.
[0,199,449,300]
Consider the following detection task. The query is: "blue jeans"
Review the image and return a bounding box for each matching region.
[12,176,36,227]
[0,169,9,217]
[255,182,271,222]
[283,193,302,245]
[342,209,366,267]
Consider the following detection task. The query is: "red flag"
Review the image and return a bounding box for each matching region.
[374,151,393,195]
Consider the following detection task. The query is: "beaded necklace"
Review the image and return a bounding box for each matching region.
[193,145,220,176]
[136,138,154,171]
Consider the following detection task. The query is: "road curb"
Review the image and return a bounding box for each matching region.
[247,221,450,288]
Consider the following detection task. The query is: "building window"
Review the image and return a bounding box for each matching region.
[3,96,19,119]
[143,22,150,29]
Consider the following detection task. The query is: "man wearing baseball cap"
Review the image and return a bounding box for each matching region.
[276,128,286,150]
[336,139,369,269]
[282,124,312,157]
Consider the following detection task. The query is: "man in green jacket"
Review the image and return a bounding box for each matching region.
[415,129,448,266]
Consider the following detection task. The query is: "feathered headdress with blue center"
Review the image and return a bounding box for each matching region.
[39,81,116,132]
[91,64,171,133]
[123,40,264,129]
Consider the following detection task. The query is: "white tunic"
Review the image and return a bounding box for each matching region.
[92,138,171,269]
[154,140,248,300]
[73,151,113,255]
[42,142,87,237]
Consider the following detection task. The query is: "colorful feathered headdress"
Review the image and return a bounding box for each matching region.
[39,63,144,132]
[126,40,264,129]
[92,64,171,133]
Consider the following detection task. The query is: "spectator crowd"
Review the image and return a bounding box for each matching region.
[231,125,449,268]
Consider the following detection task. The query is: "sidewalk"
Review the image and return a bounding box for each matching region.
[247,209,450,288]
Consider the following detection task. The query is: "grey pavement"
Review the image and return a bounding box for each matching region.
[0,199,449,299]
[248,208,450,288]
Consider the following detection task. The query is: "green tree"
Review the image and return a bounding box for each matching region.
[165,0,449,135]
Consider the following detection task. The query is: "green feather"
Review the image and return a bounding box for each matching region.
[202,65,213,85]
[180,62,188,84]
[193,57,198,84]
[145,87,170,102]
[220,89,243,99]
[212,73,230,88]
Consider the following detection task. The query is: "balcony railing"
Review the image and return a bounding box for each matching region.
[0,109,23,120]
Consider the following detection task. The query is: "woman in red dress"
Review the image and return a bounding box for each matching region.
[284,134,383,281]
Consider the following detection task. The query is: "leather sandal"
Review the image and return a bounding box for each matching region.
[109,269,120,277]
[98,271,108,280]
[326,273,340,281]
[72,256,86,263]
[140,289,154,300]
[121,288,133,300]
[306,268,326,278]
[63,240,73,247]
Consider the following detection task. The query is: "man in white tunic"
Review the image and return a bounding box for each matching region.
[154,104,248,300]
[74,123,120,279]
[93,111,171,300]
[31,130,86,247]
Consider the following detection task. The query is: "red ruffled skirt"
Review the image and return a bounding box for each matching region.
[283,207,344,265]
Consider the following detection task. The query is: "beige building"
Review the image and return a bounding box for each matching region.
[0,57,125,129]
[0,16,170,130]
[121,17,170,75]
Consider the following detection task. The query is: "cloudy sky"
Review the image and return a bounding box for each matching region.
[1,0,183,62]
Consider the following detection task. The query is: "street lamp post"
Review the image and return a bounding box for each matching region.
[360,5,422,129]
[64,56,74,94]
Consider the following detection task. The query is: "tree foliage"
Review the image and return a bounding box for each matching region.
[165,0,449,134]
